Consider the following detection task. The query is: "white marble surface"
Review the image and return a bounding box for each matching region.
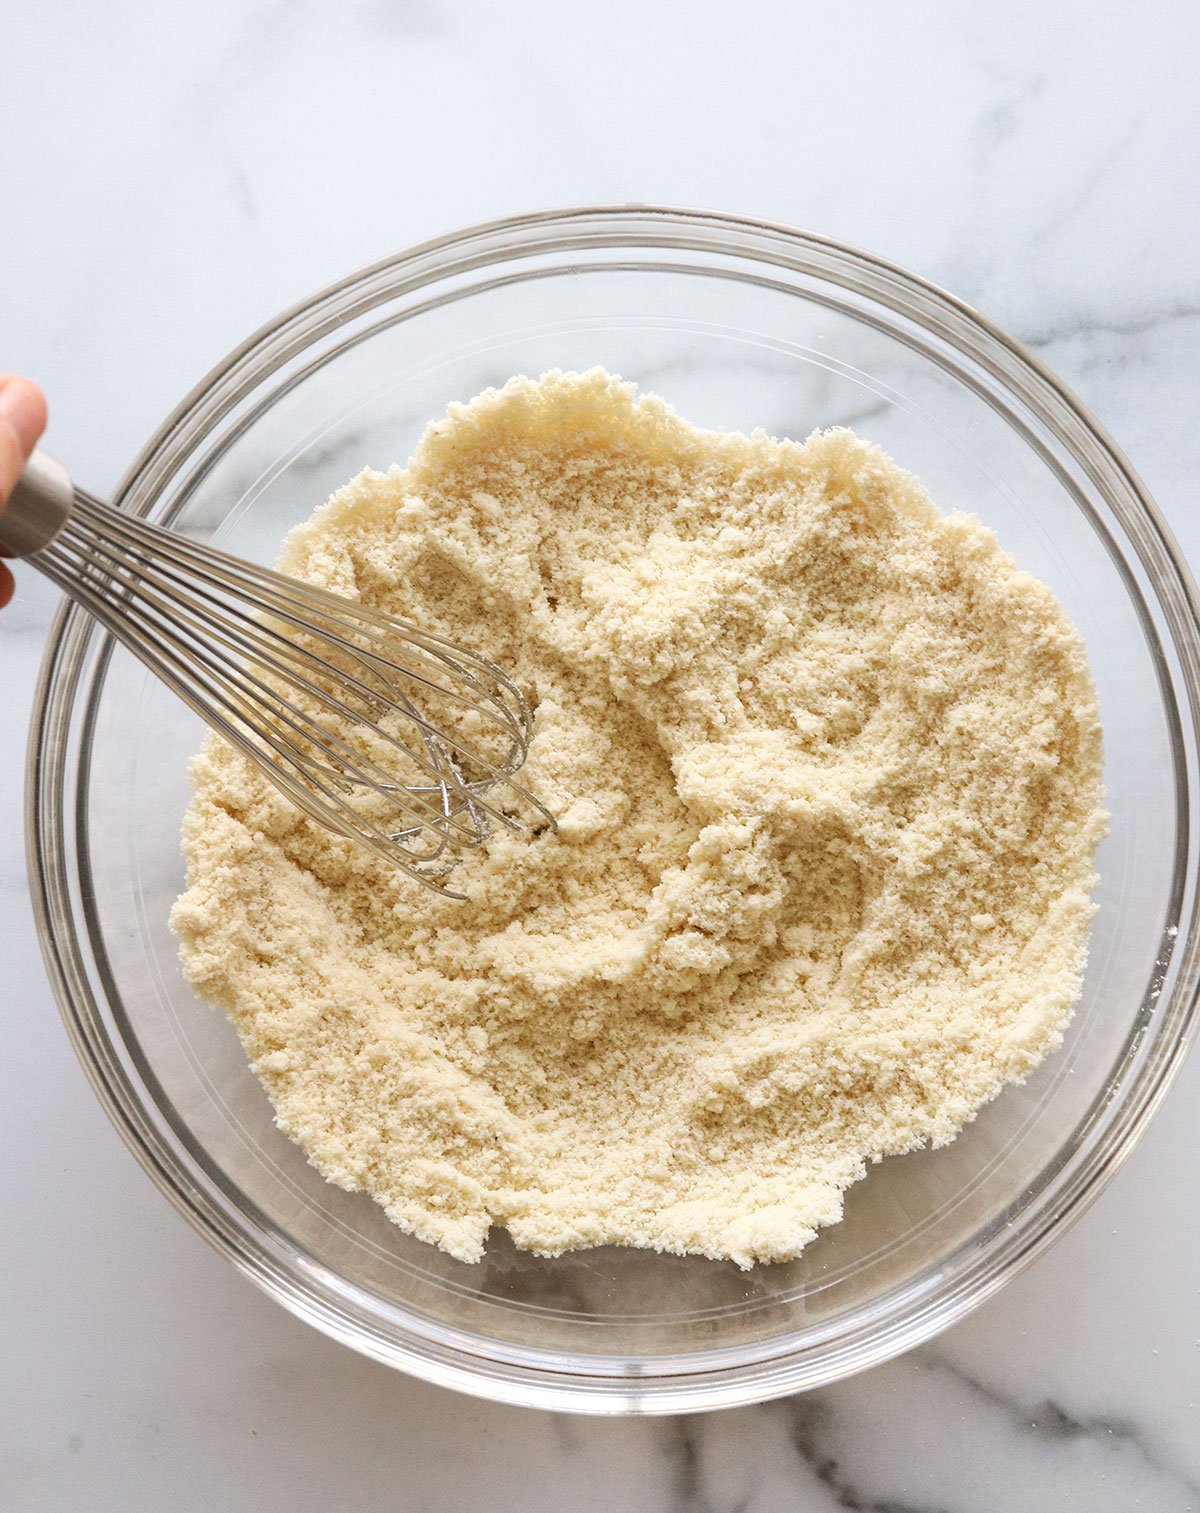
[3,2,1200,1508]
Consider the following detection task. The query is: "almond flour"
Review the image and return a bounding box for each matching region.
[170,369,1105,1268]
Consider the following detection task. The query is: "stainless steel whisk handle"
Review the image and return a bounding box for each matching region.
[0,449,73,557]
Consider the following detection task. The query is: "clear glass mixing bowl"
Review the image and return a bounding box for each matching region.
[28,208,1200,1413]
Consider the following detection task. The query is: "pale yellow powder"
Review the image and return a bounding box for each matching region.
[170,369,1106,1268]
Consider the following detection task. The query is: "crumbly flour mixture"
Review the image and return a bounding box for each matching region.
[171,369,1105,1268]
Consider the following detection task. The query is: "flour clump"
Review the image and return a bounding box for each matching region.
[171,369,1106,1267]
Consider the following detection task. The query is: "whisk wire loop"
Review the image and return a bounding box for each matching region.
[20,476,554,898]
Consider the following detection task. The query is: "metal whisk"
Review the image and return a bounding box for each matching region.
[2,452,554,898]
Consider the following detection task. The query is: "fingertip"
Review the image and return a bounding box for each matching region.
[0,562,14,609]
[0,377,49,454]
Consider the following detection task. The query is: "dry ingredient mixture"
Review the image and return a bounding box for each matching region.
[171,369,1106,1268]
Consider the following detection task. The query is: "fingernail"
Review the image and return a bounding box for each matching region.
[0,379,46,454]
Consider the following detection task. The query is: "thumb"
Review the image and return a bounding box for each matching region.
[0,377,49,510]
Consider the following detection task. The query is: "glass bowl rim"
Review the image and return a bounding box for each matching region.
[26,204,1200,1414]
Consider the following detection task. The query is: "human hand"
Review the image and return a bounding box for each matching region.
[0,377,49,608]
